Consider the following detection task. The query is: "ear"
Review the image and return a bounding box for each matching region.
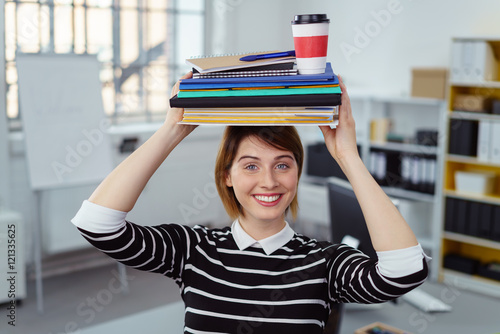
[225,171,233,187]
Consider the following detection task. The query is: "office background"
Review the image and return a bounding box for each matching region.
[2,0,498,264]
[1,0,500,333]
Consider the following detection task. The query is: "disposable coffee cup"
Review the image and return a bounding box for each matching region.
[291,14,330,74]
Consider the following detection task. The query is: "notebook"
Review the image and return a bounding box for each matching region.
[193,68,298,79]
[186,51,296,74]
[169,93,342,108]
[183,106,337,114]
[181,63,336,84]
[177,86,341,98]
[179,79,338,90]
[178,108,339,126]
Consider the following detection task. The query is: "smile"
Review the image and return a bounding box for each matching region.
[253,194,282,203]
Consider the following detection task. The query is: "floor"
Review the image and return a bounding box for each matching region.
[9,262,181,334]
[4,258,500,334]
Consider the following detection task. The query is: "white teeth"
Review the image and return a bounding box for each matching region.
[254,195,280,202]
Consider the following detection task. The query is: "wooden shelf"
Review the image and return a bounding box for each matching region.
[370,141,438,155]
[441,269,500,298]
[372,95,445,107]
[443,231,500,250]
[444,189,500,206]
[449,111,500,121]
[450,81,500,89]
[382,186,435,203]
[446,154,500,168]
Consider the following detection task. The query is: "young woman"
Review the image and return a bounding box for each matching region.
[72,73,428,333]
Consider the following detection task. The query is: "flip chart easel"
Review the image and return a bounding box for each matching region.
[16,54,127,313]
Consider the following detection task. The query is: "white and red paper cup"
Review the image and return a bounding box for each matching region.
[291,14,330,74]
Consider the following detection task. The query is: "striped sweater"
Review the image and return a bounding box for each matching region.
[77,221,428,334]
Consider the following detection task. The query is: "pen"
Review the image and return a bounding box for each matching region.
[239,50,296,62]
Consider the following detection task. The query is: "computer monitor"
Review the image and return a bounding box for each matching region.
[327,178,377,259]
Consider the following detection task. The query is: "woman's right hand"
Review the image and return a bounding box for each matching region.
[164,71,198,137]
[319,76,359,168]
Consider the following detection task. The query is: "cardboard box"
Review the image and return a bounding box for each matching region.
[453,94,492,112]
[355,321,413,334]
[411,68,448,99]
[455,170,496,195]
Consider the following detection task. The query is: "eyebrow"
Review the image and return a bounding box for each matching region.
[237,154,295,162]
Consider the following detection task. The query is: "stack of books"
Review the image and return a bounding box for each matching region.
[169,51,341,125]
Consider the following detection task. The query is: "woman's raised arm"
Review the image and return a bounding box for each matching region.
[88,72,197,212]
[319,77,418,252]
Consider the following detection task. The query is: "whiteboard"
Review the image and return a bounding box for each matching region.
[16,54,113,190]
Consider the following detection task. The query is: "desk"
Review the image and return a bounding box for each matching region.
[342,281,500,334]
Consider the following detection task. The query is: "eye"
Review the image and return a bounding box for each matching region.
[244,164,258,171]
[276,163,290,170]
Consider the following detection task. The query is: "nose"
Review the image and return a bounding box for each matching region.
[260,168,279,189]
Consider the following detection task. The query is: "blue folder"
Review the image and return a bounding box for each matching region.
[180,63,336,85]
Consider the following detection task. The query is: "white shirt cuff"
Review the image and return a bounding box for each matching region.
[376,244,431,278]
[71,200,127,233]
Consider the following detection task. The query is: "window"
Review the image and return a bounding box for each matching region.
[3,0,206,125]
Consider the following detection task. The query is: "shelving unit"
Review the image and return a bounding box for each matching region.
[440,36,500,296]
[370,141,439,155]
[366,95,446,280]
[297,92,446,281]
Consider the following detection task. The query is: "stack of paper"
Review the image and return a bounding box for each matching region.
[169,52,341,125]
[180,107,339,125]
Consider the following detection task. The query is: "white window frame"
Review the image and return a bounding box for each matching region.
[2,0,207,128]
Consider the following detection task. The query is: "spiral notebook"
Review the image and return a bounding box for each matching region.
[181,63,335,84]
[192,68,298,79]
[186,51,296,74]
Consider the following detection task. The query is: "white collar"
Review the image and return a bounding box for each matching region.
[231,219,295,255]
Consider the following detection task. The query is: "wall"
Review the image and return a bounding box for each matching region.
[225,0,500,95]
[221,0,293,53]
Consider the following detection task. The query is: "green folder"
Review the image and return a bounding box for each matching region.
[178,86,341,98]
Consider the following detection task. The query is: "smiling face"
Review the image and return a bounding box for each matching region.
[225,136,299,228]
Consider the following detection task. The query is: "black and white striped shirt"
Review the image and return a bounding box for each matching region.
[72,201,428,334]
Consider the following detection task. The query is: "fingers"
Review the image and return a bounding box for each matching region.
[338,75,345,91]
[170,81,181,98]
[337,75,353,125]
[338,75,351,111]
[319,125,331,136]
[318,125,336,144]
[319,125,327,136]
[170,71,193,98]
[180,71,193,80]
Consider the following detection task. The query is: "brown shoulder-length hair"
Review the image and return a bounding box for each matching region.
[215,126,304,220]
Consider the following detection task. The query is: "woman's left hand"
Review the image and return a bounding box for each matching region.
[319,76,359,167]
[164,71,198,138]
